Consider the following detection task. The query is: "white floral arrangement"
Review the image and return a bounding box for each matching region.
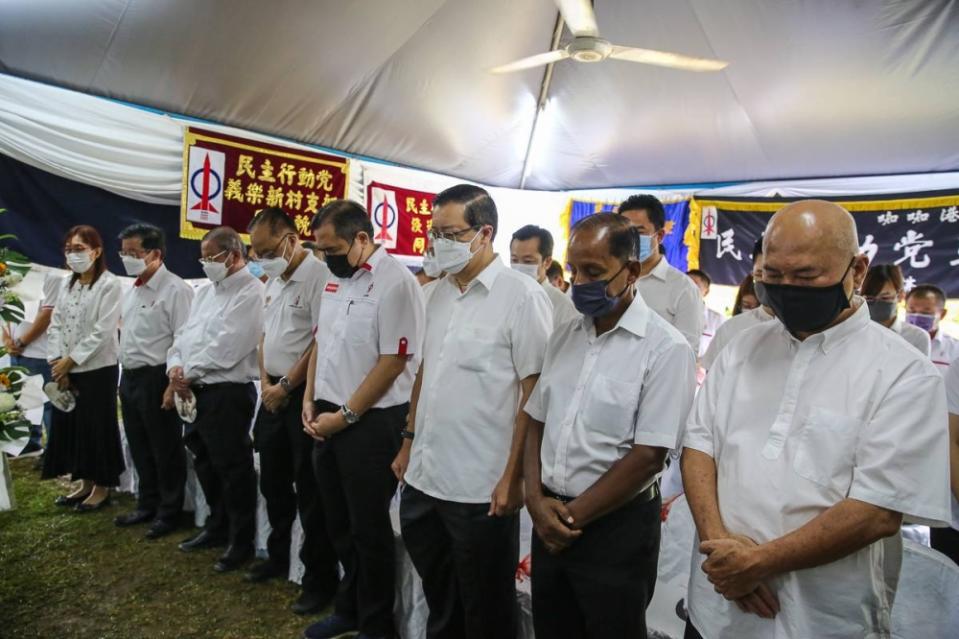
[0,208,32,450]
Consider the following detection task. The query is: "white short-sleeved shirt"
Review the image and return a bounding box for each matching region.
[636,257,704,353]
[313,246,424,408]
[541,277,580,331]
[47,272,122,372]
[525,294,696,498]
[683,302,950,639]
[701,306,776,371]
[14,271,63,360]
[945,358,959,530]
[405,257,552,503]
[262,254,329,378]
[891,317,931,356]
[120,264,194,369]
[700,306,725,357]
[932,331,959,375]
[167,268,264,384]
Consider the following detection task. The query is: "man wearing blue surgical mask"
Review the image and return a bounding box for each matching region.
[617,195,703,353]
[394,184,552,639]
[524,213,696,638]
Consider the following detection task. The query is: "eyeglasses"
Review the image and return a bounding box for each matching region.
[428,225,480,242]
[198,250,227,265]
[118,250,150,259]
[252,234,294,262]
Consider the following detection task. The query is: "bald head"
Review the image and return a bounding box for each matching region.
[765,200,859,256]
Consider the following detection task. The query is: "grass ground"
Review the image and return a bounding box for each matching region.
[0,457,327,639]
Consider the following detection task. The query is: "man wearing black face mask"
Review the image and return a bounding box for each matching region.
[523,213,696,638]
[302,200,425,639]
[681,200,950,639]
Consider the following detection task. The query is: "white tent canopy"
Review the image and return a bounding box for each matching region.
[1,0,957,190]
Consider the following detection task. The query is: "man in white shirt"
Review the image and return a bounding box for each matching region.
[940,358,959,565]
[906,283,959,373]
[701,238,776,371]
[687,269,725,357]
[681,200,950,639]
[2,270,61,455]
[546,260,570,293]
[245,209,339,614]
[113,224,193,539]
[617,194,703,352]
[301,200,424,639]
[510,224,579,330]
[524,213,696,638]
[167,226,264,573]
[392,184,552,639]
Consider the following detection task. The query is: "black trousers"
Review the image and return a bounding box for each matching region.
[400,484,520,639]
[531,491,662,639]
[684,621,705,639]
[119,364,186,522]
[312,399,404,637]
[183,382,257,549]
[931,526,959,566]
[253,383,338,596]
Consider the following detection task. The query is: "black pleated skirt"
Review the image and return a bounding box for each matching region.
[41,364,125,487]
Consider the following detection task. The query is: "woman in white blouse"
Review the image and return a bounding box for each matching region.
[861,263,931,356]
[42,225,124,511]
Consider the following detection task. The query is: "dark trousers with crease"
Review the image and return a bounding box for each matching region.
[531,491,662,639]
[119,364,186,523]
[253,383,338,596]
[312,399,404,637]
[400,483,520,639]
[930,526,959,566]
[183,382,257,549]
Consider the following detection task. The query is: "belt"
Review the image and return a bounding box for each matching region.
[542,482,659,505]
[192,381,240,393]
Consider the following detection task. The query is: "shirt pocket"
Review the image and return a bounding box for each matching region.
[345,298,377,345]
[792,406,860,491]
[582,374,642,441]
[455,326,498,373]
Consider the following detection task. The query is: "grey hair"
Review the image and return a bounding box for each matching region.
[202,226,245,257]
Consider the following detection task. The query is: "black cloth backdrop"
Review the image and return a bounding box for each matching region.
[697,190,959,297]
[0,154,203,278]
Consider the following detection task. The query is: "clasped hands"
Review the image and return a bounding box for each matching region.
[700,534,780,619]
[301,401,347,442]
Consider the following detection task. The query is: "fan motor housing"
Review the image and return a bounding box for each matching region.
[567,37,612,63]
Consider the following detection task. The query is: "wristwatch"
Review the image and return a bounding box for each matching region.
[400,429,415,440]
[278,376,292,393]
[340,404,361,425]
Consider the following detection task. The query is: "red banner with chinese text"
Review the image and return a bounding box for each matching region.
[180,127,349,241]
[366,181,435,265]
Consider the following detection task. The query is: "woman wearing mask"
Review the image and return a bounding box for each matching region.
[861,264,930,355]
[42,225,124,511]
[732,273,759,316]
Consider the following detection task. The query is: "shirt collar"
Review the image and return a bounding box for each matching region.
[778,297,870,354]
[575,289,651,339]
[641,256,669,282]
[217,266,253,291]
[287,252,317,283]
[355,245,386,276]
[444,255,505,293]
[140,263,168,291]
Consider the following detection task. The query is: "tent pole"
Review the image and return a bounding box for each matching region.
[519,12,564,190]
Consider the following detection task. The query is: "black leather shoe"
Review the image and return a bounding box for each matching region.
[291,589,334,615]
[178,529,228,552]
[214,545,254,573]
[114,509,156,527]
[55,493,90,507]
[74,497,111,513]
[245,559,289,583]
[145,519,177,540]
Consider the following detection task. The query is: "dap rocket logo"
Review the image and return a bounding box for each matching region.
[185,147,226,225]
[370,186,398,250]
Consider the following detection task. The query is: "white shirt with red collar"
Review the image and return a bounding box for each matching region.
[931,329,959,375]
[312,246,425,409]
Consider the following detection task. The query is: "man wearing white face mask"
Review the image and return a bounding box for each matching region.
[393,184,552,639]
[510,224,579,330]
[167,226,264,573]
[617,195,703,353]
[114,223,193,539]
[245,208,339,614]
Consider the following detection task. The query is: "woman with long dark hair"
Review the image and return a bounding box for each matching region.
[861,263,931,355]
[732,272,759,316]
[42,225,124,511]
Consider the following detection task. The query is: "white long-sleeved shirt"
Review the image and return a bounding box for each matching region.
[167,268,264,384]
[47,271,121,372]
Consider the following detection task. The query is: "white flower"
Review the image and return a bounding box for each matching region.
[3,271,22,286]
[0,392,16,413]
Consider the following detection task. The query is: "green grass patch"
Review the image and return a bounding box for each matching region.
[0,457,329,638]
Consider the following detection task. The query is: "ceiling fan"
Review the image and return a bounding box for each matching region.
[490,0,728,74]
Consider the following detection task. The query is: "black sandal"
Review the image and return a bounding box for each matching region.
[54,492,91,507]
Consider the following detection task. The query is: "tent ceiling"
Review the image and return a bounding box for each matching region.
[1,0,958,190]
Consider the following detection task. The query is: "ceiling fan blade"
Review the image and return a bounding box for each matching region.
[610,45,728,72]
[489,49,569,74]
[555,0,599,37]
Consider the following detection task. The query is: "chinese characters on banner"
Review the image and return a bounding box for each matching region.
[695,191,959,297]
[365,181,436,265]
[180,127,349,240]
